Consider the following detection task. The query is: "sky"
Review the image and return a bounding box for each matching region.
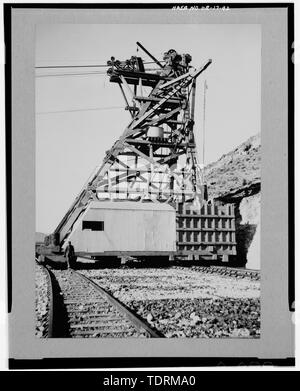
[36,24,261,234]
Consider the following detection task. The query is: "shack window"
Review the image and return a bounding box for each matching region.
[82,221,104,231]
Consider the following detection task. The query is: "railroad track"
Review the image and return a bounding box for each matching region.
[75,254,260,281]
[176,265,260,280]
[49,268,162,338]
[79,266,260,339]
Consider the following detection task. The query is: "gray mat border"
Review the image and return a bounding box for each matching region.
[6,4,294,362]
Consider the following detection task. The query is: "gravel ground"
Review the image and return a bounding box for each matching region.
[80,267,260,338]
[129,298,260,338]
[35,264,50,337]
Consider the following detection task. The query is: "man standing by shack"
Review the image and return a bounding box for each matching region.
[64,241,75,269]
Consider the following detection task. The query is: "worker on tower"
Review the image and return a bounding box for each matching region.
[64,241,75,269]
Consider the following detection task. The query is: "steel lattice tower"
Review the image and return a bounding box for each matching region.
[54,44,212,245]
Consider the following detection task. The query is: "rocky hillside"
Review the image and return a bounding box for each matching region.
[205,133,260,199]
[204,133,261,270]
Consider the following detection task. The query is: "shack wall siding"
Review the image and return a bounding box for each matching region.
[68,207,176,253]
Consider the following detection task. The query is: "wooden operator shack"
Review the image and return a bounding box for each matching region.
[41,43,237,264]
[68,201,176,259]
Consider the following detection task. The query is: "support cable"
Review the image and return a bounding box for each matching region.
[202,80,208,181]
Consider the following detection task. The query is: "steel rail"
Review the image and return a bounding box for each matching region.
[73,270,163,338]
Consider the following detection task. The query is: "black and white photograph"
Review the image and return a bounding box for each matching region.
[35,23,261,339]
[5,2,295,368]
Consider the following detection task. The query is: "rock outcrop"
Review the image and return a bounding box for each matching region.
[205,133,261,269]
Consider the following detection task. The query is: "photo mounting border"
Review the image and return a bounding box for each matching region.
[4,2,295,369]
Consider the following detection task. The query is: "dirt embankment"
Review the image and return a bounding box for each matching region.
[205,133,261,269]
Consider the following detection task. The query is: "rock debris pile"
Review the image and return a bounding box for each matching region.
[129,297,260,338]
[81,267,260,338]
[35,264,50,337]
